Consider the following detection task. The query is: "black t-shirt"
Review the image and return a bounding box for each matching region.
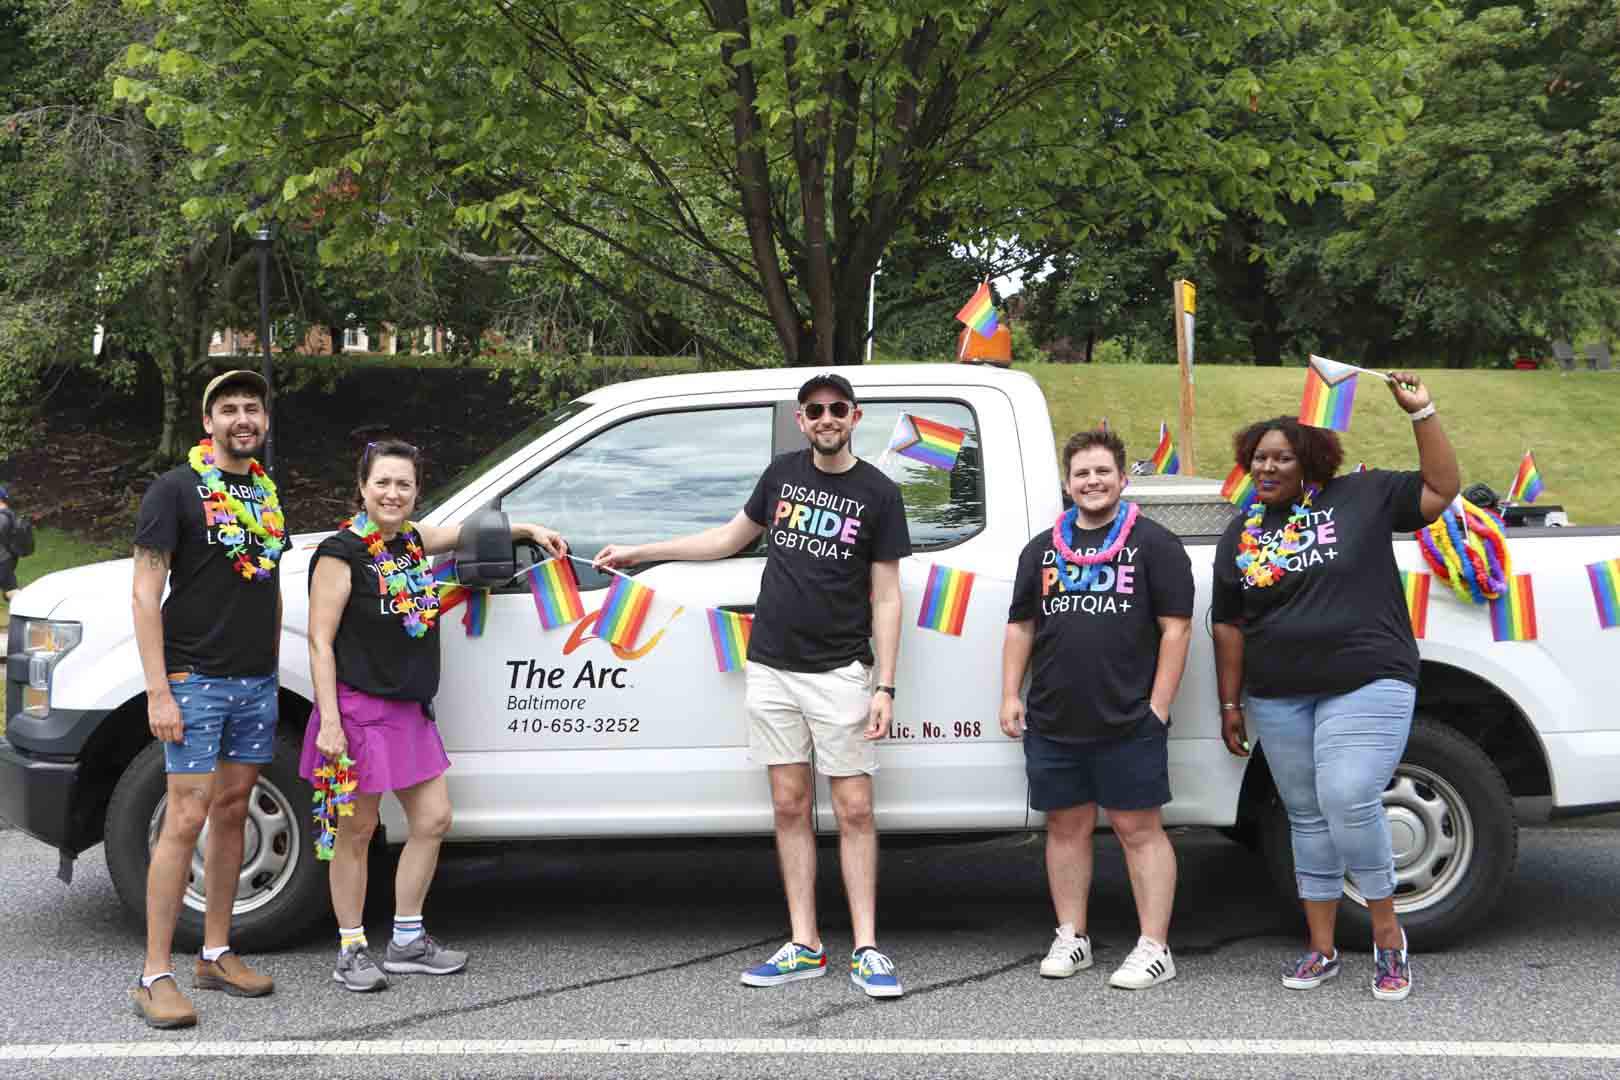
[0,507,14,566]
[133,464,282,677]
[742,450,912,673]
[1008,512,1195,741]
[1211,469,1430,698]
[314,530,442,703]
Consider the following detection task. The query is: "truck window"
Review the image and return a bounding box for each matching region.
[500,406,773,588]
[853,400,985,552]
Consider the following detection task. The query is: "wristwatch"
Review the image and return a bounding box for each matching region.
[875,684,897,699]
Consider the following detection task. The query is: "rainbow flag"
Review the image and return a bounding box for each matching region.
[1489,574,1538,642]
[1401,570,1431,639]
[1095,417,1109,433]
[707,608,753,672]
[598,573,654,650]
[1354,462,1368,474]
[917,564,975,636]
[461,589,488,637]
[1298,354,1359,432]
[955,281,998,337]
[1219,463,1255,506]
[1508,451,1544,503]
[1149,422,1180,475]
[526,557,585,629]
[1587,558,1620,630]
[887,413,966,471]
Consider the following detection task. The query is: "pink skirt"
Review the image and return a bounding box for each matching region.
[298,683,450,794]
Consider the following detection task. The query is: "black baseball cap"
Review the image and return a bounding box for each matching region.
[797,372,857,406]
[202,369,270,414]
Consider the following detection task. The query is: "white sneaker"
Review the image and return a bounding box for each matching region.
[1108,936,1176,990]
[1039,925,1093,978]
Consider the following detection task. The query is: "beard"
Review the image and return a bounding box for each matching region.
[219,428,266,459]
[809,429,849,456]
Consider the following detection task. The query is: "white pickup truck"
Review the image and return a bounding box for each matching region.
[4,364,1618,952]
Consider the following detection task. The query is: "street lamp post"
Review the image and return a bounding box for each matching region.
[865,259,883,364]
[254,226,277,478]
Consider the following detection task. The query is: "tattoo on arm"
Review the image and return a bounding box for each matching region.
[134,546,171,570]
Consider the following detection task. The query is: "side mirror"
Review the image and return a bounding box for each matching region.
[453,507,515,587]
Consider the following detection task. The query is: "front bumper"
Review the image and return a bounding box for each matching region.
[0,738,87,855]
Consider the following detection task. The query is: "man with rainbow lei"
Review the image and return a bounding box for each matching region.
[1210,372,1460,1006]
[1000,429,1195,991]
[130,371,286,1029]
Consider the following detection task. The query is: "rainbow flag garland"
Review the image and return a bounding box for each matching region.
[1298,354,1359,433]
[1219,463,1255,506]
[917,564,975,636]
[1508,450,1545,504]
[1489,574,1538,642]
[598,574,654,650]
[887,413,967,471]
[955,281,999,338]
[526,557,586,629]
[1149,422,1180,475]
[707,608,753,672]
[1401,570,1431,639]
[1587,558,1620,630]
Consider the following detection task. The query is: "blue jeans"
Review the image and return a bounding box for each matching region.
[1249,678,1415,902]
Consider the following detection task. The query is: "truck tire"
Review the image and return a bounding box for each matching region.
[1259,715,1517,950]
[104,735,328,952]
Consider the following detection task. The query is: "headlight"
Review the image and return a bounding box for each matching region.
[21,619,82,719]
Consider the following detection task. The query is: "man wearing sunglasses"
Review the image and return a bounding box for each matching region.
[595,372,911,998]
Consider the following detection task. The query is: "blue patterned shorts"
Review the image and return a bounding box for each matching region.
[162,673,279,774]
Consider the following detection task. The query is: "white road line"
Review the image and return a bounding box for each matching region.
[3,1039,1620,1060]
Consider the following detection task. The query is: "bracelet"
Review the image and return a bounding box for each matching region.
[1220,702,1242,711]
[1408,402,1437,423]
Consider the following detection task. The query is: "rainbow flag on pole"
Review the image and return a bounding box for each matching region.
[434,561,470,613]
[1298,354,1359,432]
[1149,422,1180,475]
[1508,451,1545,503]
[1354,462,1368,474]
[955,281,998,338]
[887,413,966,471]
[461,589,488,637]
[598,574,654,650]
[917,564,975,636]
[1489,574,1538,642]
[1587,558,1620,630]
[1219,463,1255,506]
[526,557,585,630]
[707,608,753,672]
[1401,570,1431,639]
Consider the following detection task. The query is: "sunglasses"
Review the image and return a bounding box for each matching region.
[801,401,853,420]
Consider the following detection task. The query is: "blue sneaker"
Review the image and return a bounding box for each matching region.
[850,947,902,998]
[740,942,827,987]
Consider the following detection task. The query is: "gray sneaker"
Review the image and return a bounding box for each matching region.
[383,934,468,975]
[333,946,389,992]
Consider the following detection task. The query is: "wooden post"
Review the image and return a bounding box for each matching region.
[1173,279,1197,475]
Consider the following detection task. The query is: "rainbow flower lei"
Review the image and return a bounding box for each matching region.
[187,439,285,582]
[1050,502,1139,593]
[1235,485,1319,588]
[311,753,357,861]
[345,511,440,638]
[1416,498,1510,604]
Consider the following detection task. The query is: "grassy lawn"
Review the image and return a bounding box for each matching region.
[0,526,126,625]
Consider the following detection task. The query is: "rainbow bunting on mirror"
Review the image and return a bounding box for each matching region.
[1401,570,1431,639]
[1298,354,1359,433]
[1587,558,1620,630]
[598,574,654,649]
[1149,422,1180,475]
[1219,463,1255,506]
[887,413,966,471]
[526,557,585,629]
[955,281,999,337]
[707,608,753,672]
[1508,451,1544,504]
[1488,574,1537,642]
[917,564,975,636]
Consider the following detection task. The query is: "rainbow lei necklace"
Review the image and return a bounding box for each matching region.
[1417,498,1510,604]
[1235,486,1319,588]
[188,439,285,582]
[345,512,440,638]
[1051,502,1139,592]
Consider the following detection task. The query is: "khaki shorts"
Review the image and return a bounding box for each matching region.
[745,659,877,776]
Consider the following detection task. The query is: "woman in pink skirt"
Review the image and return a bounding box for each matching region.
[301,439,564,991]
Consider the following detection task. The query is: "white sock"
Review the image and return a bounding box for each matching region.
[140,972,174,989]
[393,915,425,946]
[201,945,230,962]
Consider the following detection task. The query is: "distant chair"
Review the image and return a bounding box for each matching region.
[1585,342,1613,372]
[1552,340,1578,372]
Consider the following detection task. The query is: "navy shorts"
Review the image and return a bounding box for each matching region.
[163,673,279,774]
[1024,713,1171,812]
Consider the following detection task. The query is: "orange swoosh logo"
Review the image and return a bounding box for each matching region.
[563,605,685,660]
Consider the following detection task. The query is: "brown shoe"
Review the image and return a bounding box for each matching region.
[131,975,198,1029]
[194,950,274,998]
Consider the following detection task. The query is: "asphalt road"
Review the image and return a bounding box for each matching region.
[2,811,1619,1079]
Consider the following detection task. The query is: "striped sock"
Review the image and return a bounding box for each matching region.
[392,915,424,947]
[339,926,367,953]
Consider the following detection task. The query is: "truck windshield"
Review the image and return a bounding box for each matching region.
[417,400,592,516]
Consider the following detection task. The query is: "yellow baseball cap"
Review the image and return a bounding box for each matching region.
[202,370,270,414]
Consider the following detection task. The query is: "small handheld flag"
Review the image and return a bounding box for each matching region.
[1489,574,1538,642]
[707,608,753,672]
[461,589,488,637]
[886,413,966,471]
[917,564,975,636]
[955,281,999,338]
[1354,462,1368,474]
[1149,422,1180,475]
[1401,571,1431,639]
[1587,558,1620,630]
[1508,451,1545,504]
[1219,463,1255,506]
[598,574,654,650]
[527,557,586,630]
[1095,416,1109,433]
[1298,354,1359,432]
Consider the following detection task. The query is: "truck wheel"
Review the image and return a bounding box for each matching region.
[1259,716,1517,950]
[104,735,329,952]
